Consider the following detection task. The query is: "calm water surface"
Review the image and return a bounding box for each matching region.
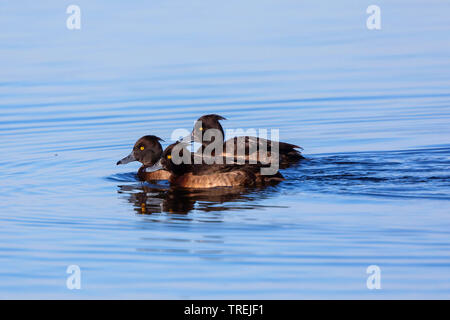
[1,0,450,298]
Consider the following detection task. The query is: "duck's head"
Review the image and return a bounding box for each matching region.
[160,141,192,175]
[188,114,226,146]
[117,135,164,167]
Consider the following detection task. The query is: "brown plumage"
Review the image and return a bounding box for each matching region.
[137,166,171,181]
[169,170,253,188]
[189,114,304,168]
[161,142,284,189]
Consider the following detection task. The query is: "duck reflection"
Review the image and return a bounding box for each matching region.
[117,182,281,215]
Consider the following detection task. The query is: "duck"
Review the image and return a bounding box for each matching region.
[116,135,171,181]
[153,141,285,188]
[185,114,304,168]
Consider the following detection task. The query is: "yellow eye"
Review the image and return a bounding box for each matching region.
[140,146,145,151]
[167,155,172,159]
[199,127,203,131]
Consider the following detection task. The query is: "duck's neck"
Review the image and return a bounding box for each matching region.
[137,165,148,180]
[200,133,225,154]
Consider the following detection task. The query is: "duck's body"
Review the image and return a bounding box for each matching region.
[197,136,304,168]
[160,142,284,189]
[189,114,304,167]
[169,169,253,188]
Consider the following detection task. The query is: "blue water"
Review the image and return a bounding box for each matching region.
[1,0,450,298]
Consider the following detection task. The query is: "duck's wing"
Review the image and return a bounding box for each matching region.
[224,136,303,154]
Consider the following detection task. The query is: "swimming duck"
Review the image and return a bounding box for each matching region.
[116,135,171,181]
[155,141,284,188]
[185,114,304,167]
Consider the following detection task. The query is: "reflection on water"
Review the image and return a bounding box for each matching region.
[117,181,285,216]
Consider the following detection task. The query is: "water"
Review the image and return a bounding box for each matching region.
[1,0,450,298]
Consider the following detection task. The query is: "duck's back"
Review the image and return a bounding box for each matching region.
[222,136,304,165]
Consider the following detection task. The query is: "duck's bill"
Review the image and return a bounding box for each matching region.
[144,160,163,173]
[116,152,136,165]
[179,132,194,143]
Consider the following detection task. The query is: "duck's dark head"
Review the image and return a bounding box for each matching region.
[160,141,192,175]
[117,135,164,167]
[189,114,226,146]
